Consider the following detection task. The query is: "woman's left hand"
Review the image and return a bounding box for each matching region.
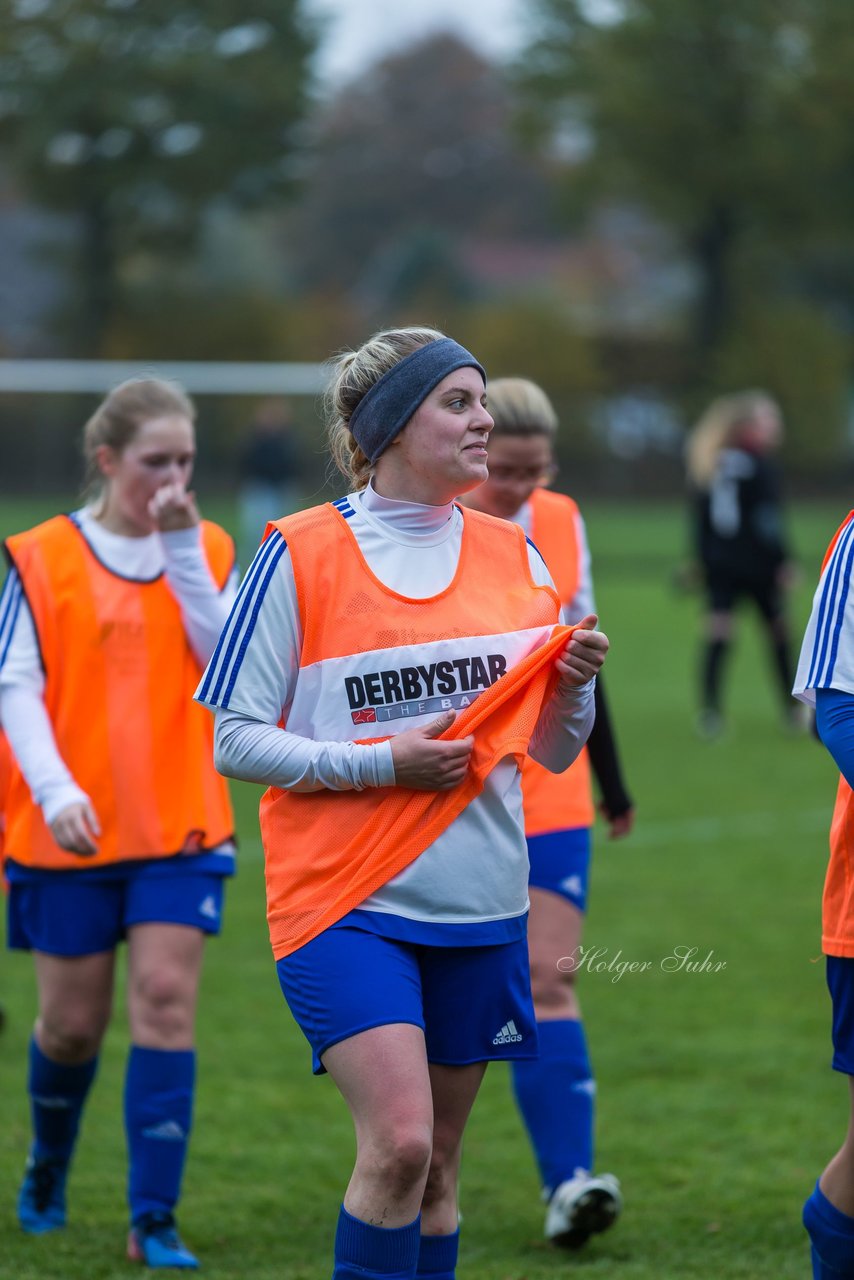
[149,482,200,531]
[555,614,609,688]
[598,801,635,839]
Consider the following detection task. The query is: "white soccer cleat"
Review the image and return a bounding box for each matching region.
[544,1169,623,1249]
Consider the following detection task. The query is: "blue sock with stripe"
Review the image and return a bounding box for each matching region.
[124,1046,195,1224]
[333,1206,420,1278]
[804,1182,854,1277]
[28,1036,97,1163]
[417,1229,459,1278]
[511,1018,594,1195]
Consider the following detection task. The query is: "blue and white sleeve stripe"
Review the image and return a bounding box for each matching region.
[197,532,288,709]
[0,568,23,670]
[331,496,356,520]
[806,519,854,690]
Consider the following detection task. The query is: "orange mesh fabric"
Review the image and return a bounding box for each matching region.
[4,516,235,867]
[825,776,854,956]
[812,515,854,954]
[261,623,573,958]
[258,500,575,958]
[269,502,556,667]
[0,729,10,863]
[529,489,581,604]
[520,489,595,835]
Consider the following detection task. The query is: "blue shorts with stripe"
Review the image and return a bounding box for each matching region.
[827,957,854,1075]
[276,923,538,1075]
[527,827,592,912]
[6,854,230,957]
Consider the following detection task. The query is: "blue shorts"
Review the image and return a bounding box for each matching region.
[276,925,538,1075]
[527,827,592,912]
[827,956,854,1074]
[7,861,228,957]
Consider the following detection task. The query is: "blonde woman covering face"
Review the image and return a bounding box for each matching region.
[1,379,237,1269]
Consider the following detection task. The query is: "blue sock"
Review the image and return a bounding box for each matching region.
[28,1036,97,1164]
[417,1229,459,1278]
[333,1205,420,1278]
[511,1018,594,1195]
[124,1045,195,1224]
[804,1182,854,1278]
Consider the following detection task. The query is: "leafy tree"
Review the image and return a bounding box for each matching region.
[0,0,316,350]
[103,281,360,363]
[456,300,601,401]
[712,301,850,465]
[516,0,854,355]
[288,33,558,300]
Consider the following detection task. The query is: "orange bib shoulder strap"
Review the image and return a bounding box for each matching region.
[7,515,234,586]
[199,520,236,588]
[268,502,557,668]
[822,512,854,575]
[529,489,581,606]
[6,513,79,578]
[5,516,77,676]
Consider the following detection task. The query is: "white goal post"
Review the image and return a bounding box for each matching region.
[0,360,329,396]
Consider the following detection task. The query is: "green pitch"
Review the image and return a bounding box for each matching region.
[0,496,843,1278]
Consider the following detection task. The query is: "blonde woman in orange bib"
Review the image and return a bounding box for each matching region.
[463,377,634,1252]
[197,326,609,1280]
[0,378,237,1269]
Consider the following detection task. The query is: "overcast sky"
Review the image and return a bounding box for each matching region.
[304,0,527,84]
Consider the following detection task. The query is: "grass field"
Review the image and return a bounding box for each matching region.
[0,494,846,1279]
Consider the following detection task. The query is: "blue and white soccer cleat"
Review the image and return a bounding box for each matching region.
[127,1212,200,1270]
[17,1152,69,1233]
[544,1169,623,1249]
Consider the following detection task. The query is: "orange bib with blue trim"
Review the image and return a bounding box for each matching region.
[4,516,235,869]
[521,488,595,836]
[259,502,571,958]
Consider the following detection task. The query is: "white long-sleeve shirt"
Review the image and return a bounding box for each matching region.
[0,509,238,824]
[198,484,595,932]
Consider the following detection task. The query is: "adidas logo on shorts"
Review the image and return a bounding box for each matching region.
[492,1019,523,1045]
[198,895,219,921]
[559,874,584,899]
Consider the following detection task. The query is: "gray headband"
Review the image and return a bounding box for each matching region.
[349,338,486,465]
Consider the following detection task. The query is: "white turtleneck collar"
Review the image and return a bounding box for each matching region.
[356,480,457,544]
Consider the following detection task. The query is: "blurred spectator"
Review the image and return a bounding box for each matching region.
[239,398,304,561]
[685,390,802,737]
